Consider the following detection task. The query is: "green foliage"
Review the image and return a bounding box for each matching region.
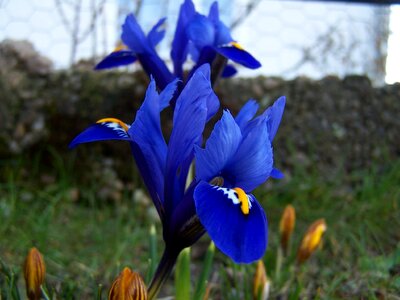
[175,248,191,300]
[0,154,399,298]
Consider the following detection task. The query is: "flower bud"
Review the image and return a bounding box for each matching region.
[279,205,296,254]
[297,219,327,264]
[253,260,270,300]
[23,247,46,300]
[109,267,148,300]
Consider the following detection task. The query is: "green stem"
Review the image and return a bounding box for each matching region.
[147,247,180,300]
[275,246,283,281]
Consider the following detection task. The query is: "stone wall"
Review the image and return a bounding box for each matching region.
[1,40,399,182]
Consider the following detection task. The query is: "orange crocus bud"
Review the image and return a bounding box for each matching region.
[253,260,270,300]
[279,204,296,254]
[109,267,148,300]
[23,247,46,300]
[297,219,327,264]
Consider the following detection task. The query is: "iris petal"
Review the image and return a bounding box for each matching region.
[226,119,273,192]
[187,14,215,49]
[69,122,130,149]
[235,99,259,129]
[216,46,261,69]
[221,64,237,78]
[147,17,167,48]
[165,64,217,214]
[159,78,179,111]
[94,50,137,70]
[265,96,286,141]
[270,168,284,179]
[194,181,268,263]
[121,15,150,53]
[122,14,173,89]
[215,21,233,46]
[195,110,241,182]
[128,79,168,203]
[171,0,196,77]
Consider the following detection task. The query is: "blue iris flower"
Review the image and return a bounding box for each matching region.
[95,0,260,89]
[175,0,261,79]
[193,96,285,263]
[70,64,219,247]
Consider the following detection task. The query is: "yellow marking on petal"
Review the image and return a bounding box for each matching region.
[233,187,250,215]
[96,118,129,131]
[230,41,244,50]
[113,43,128,52]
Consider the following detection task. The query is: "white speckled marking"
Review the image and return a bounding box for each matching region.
[214,186,253,210]
[101,122,130,138]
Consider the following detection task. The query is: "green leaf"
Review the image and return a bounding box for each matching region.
[194,242,215,300]
[175,248,191,300]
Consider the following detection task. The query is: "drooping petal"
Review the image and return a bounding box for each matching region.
[195,110,241,182]
[128,79,168,203]
[186,14,215,49]
[235,99,259,129]
[194,181,268,263]
[69,120,130,149]
[171,0,196,77]
[216,45,261,69]
[147,18,167,48]
[164,64,218,215]
[94,50,137,70]
[264,96,286,141]
[221,64,237,78]
[225,119,273,192]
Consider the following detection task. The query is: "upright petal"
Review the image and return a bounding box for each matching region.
[215,21,233,46]
[194,182,268,263]
[186,14,215,49]
[208,1,219,23]
[264,96,286,141]
[122,15,173,89]
[225,120,273,192]
[121,15,150,53]
[164,65,217,215]
[69,120,131,149]
[147,18,167,48]
[171,0,196,77]
[129,79,168,203]
[235,99,259,129]
[159,78,179,111]
[195,110,241,182]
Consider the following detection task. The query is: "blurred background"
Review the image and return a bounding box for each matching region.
[0,0,399,85]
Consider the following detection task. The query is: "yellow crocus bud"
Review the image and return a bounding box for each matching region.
[253,260,270,300]
[297,219,327,264]
[279,205,296,254]
[109,267,148,300]
[23,247,46,300]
